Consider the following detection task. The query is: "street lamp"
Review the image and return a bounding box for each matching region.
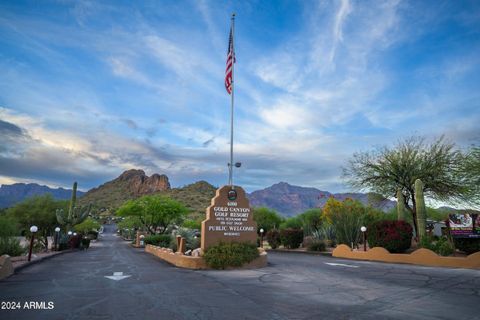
[360,226,367,251]
[68,231,72,236]
[54,227,60,251]
[259,228,264,248]
[139,235,145,247]
[28,225,38,262]
[73,232,77,236]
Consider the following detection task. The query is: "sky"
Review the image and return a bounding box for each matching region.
[0,0,479,193]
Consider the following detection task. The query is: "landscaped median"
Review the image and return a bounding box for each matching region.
[333,244,480,269]
[145,244,268,270]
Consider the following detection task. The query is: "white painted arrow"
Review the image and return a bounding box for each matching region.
[105,272,131,281]
[325,262,359,268]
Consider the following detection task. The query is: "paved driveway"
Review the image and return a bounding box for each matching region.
[1,225,479,320]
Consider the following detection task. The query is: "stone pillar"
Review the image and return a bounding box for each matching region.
[178,237,186,254]
[135,231,147,247]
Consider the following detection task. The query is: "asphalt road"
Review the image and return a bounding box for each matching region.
[0,224,479,320]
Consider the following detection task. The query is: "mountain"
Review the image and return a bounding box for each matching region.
[78,170,217,220]
[0,183,84,208]
[165,181,217,221]
[247,182,396,216]
[78,169,170,209]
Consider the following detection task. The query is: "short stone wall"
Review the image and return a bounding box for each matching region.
[333,244,480,269]
[145,245,268,270]
[0,255,14,280]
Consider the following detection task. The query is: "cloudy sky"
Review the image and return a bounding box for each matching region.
[0,0,479,193]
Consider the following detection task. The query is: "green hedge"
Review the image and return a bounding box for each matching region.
[204,242,259,270]
[420,236,454,256]
[307,240,326,252]
[144,234,172,248]
[280,228,304,249]
[367,220,412,253]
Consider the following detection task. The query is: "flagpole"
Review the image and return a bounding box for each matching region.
[229,13,235,187]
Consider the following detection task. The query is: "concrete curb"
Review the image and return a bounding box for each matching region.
[266,248,333,257]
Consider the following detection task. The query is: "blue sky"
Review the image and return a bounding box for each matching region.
[0,0,479,193]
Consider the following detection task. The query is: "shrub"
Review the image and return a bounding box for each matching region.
[204,242,259,269]
[280,228,304,249]
[266,229,280,249]
[454,238,480,255]
[0,216,24,256]
[420,236,454,256]
[144,234,172,247]
[367,220,413,253]
[175,228,201,251]
[0,237,25,256]
[307,240,326,252]
[323,198,366,247]
[312,224,336,246]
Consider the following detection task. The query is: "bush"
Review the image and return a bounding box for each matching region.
[0,237,25,256]
[307,240,326,252]
[367,220,413,253]
[420,236,454,256]
[144,234,172,247]
[0,216,24,256]
[454,238,480,255]
[312,225,336,247]
[204,242,259,269]
[280,228,304,249]
[266,229,281,249]
[175,228,200,251]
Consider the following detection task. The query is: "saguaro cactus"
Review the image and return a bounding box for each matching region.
[396,189,406,221]
[414,179,427,241]
[56,182,90,230]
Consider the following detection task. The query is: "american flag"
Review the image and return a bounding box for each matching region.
[225,26,235,94]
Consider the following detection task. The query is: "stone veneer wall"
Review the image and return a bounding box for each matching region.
[333,244,480,269]
[0,255,14,280]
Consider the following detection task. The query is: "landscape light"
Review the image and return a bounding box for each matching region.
[360,226,367,251]
[259,228,265,248]
[28,225,38,261]
[54,227,61,251]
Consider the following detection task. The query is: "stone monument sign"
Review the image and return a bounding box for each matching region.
[201,185,257,251]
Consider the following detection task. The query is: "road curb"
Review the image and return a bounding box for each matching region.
[266,249,333,257]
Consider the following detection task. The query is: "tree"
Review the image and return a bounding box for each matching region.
[462,146,480,198]
[116,195,188,234]
[252,207,283,233]
[343,136,477,236]
[322,197,378,247]
[297,209,323,235]
[117,216,143,231]
[73,218,101,234]
[7,195,67,250]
